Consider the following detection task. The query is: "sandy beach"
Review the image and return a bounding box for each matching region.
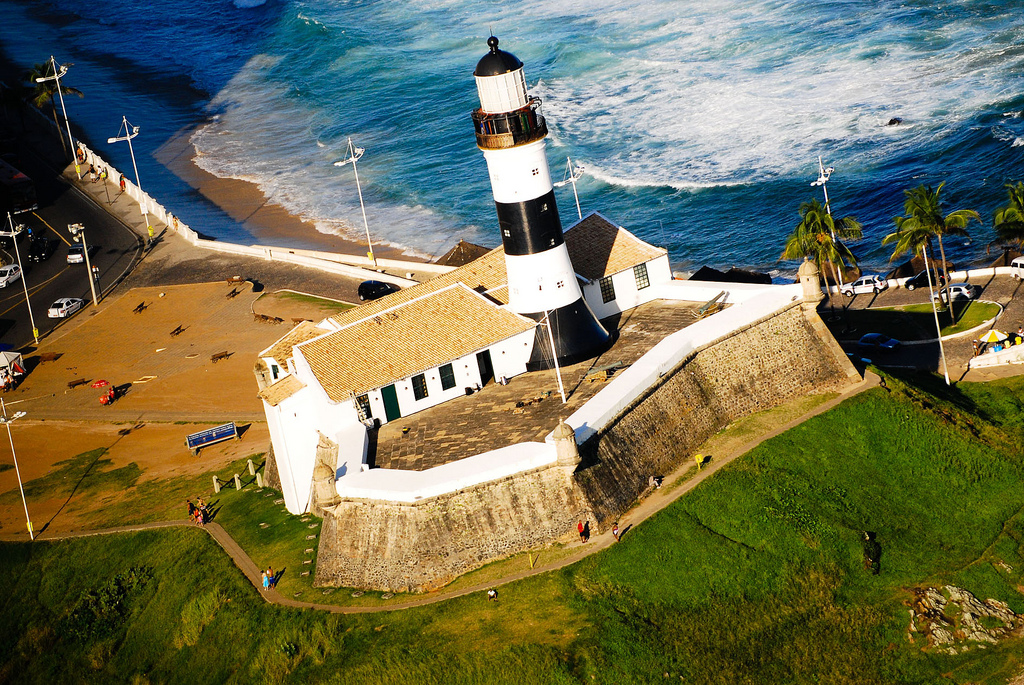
[153,126,428,263]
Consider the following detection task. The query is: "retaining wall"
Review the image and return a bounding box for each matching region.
[314,302,857,592]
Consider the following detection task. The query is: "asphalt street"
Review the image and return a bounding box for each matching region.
[1,126,142,350]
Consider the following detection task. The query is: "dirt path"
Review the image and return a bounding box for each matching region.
[2,371,879,614]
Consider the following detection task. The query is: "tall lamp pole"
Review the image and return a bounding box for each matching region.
[334,137,375,266]
[810,156,838,292]
[7,213,38,343]
[0,400,31,540]
[35,56,76,167]
[68,223,98,306]
[922,246,951,385]
[540,310,567,404]
[553,157,585,221]
[107,117,152,246]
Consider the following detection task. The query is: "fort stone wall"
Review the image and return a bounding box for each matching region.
[314,303,857,592]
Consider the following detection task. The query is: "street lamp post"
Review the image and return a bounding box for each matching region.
[107,117,152,246]
[7,213,38,343]
[922,246,951,385]
[539,310,567,404]
[0,399,31,540]
[68,223,98,306]
[553,157,585,221]
[35,56,76,167]
[334,137,375,266]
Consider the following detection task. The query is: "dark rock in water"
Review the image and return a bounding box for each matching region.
[689,265,772,285]
[887,117,903,126]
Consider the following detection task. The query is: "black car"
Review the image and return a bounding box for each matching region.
[358,280,400,301]
[903,269,945,291]
[27,237,55,262]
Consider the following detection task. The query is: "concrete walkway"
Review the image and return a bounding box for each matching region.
[1,370,879,614]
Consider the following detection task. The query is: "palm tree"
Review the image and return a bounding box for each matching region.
[781,198,862,307]
[24,61,82,160]
[889,183,979,306]
[992,181,1024,253]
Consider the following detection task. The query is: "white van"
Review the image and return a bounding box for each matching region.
[1011,256,1024,281]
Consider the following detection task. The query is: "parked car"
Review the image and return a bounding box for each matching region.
[903,269,945,291]
[47,297,85,318]
[1011,256,1024,281]
[857,333,901,353]
[0,264,21,288]
[67,244,85,264]
[841,274,888,297]
[932,283,979,303]
[358,280,400,301]
[27,236,55,262]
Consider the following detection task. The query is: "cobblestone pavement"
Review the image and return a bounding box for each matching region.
[373,300,701,470]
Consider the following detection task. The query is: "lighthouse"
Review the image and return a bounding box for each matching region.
[472,36,610,369]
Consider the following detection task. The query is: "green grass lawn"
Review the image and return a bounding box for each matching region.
[5,372,1024,683]
[831,300,1001,340]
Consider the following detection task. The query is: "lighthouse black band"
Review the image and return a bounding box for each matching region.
[524,296,612,371]
[495,190,564,256]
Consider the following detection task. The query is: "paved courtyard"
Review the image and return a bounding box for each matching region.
[372,299,703,471]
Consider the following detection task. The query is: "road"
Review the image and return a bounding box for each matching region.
[0,140,142,349]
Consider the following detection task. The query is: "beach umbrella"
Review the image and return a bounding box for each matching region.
[978,330,1008,343]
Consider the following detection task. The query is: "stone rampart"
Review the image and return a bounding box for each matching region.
[314,465,590,592]
[574,303,855,524]
[315,303,857,592]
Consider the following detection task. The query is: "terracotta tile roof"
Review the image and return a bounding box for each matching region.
[326,247,508,329]
[564,213,667,281]
[260,320,327,363]
[300,284,536,401]
[258,374,306,407]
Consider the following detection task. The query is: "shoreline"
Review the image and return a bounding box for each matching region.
[153,125,428,264]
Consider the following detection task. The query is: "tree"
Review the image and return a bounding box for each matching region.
[23,61,82,160]
[992,181,1024,253]
[781,198,862,306]
[888,183,979,307]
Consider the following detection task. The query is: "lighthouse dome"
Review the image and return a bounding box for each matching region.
[474,36,524,77]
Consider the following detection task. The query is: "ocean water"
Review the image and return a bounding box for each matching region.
[3,0,1024,276]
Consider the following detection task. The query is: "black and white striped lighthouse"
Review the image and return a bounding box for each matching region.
[472,36,610,369]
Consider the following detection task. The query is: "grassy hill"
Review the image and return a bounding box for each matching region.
[4,371,1024,684]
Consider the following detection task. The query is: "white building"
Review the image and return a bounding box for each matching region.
[255,212,671,514]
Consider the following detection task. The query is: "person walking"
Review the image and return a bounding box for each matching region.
[577,520,585,543]
[261,571,269,592]
[186,499,196,521]
[612,523,620,542]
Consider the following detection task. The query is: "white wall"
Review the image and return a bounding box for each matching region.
[584,254,674,320]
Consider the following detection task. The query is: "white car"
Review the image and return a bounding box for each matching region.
[67,244,85,264]
[48,297,85,318]
[841,275,889,297]
[0,264,21,287]
[932,283,979,303]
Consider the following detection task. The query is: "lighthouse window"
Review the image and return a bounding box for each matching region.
[634,263,651,290]
[531,168,539,176]
[600,276,616,303]
[412,374,429,401]
[439,364,456,391]
[503,229,511,237]
[556,280,565,288]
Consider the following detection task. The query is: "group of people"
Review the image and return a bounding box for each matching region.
[186,497,209,526]
[261,567,278,591]
[973,326,1024,357]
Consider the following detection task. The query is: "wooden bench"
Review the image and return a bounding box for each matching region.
[692,291,727,320]
[67,378,87,389]
[211,351,231,363]
[585,361,624,383]
[132,301,147,314]
[38,352,62,363]
[226,276,244,284]
[170,325,185,337]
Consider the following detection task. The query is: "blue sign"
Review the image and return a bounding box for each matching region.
[186,422,238,452]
